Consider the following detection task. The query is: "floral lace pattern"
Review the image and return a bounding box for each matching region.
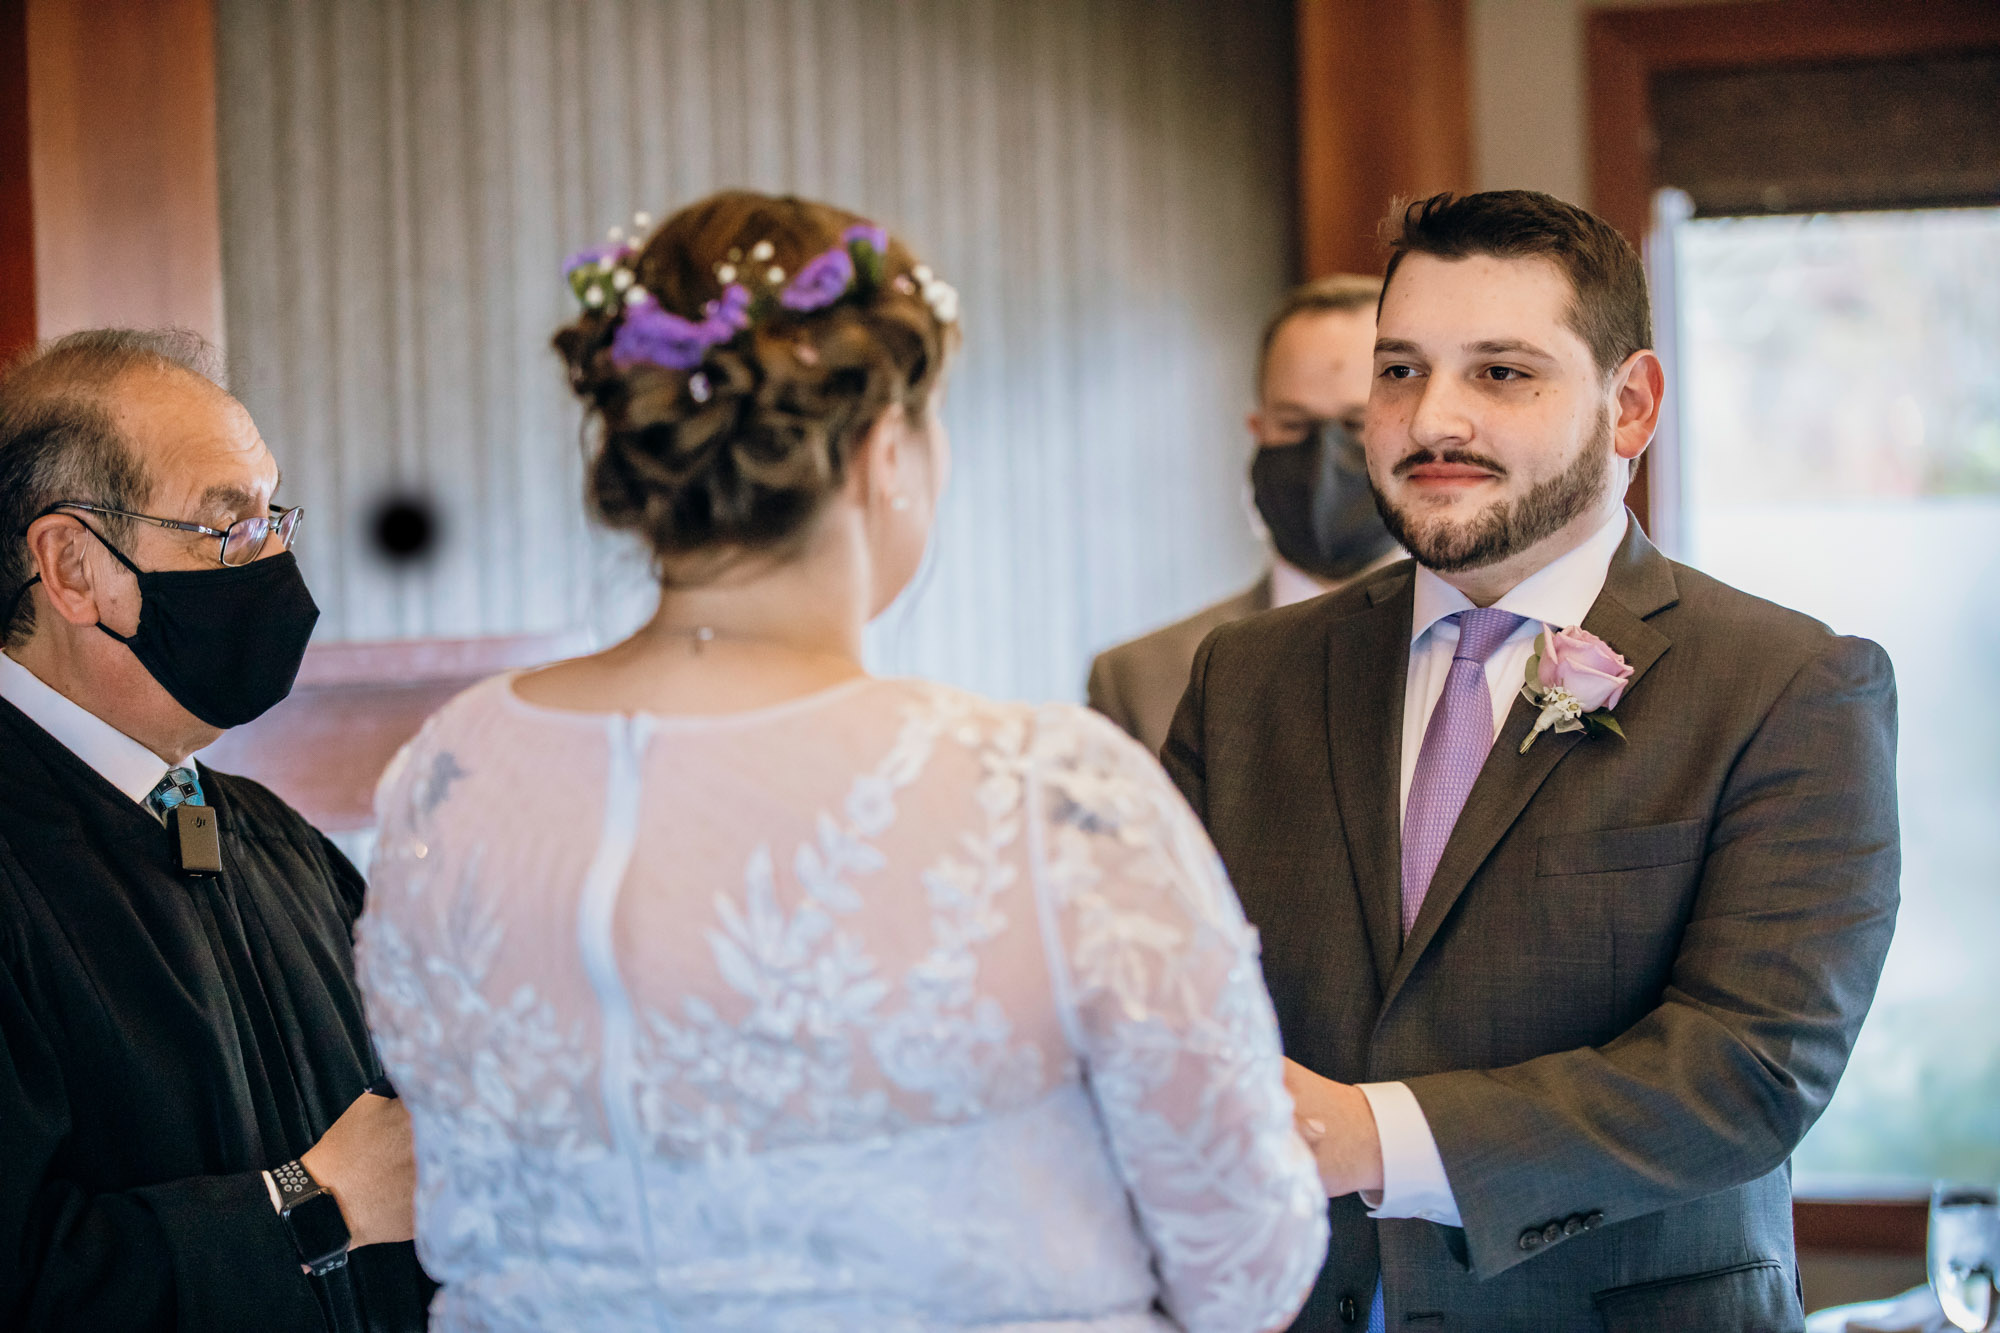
[357,676,1326,1332]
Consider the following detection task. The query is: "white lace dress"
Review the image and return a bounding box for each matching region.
[356,674,1327,1333]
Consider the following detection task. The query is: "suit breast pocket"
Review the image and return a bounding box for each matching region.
[1535,819,1705,877]
[1536,820,1708,1027]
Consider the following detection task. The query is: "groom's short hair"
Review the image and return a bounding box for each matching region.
[1379,190,1652,378]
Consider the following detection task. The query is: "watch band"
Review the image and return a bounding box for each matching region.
[271,1158,351,1277]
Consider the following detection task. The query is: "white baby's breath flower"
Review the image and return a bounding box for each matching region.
[749,240,775,262]
[767,266,786,284]
[584,284,606,308]
[607,225,625,243]
[716,263,737,284]
[611,268,634,291]
[924,279,959,324]
[633,211,653,230]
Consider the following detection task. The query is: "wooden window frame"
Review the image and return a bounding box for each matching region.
[1586,0,2000,540]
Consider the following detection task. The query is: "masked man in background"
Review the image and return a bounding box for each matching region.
[1089,274,1401,754]
[0,330,430,1331]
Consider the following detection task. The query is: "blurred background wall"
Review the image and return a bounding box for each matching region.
[212,0,1293,705]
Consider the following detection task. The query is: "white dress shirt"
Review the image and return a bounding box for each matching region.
[0,651,181,809]
[1355,508,1630,1227]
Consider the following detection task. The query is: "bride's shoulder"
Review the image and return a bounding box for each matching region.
[878,680,1164,780]
[371,673,524,809]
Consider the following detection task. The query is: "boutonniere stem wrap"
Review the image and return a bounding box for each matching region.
[1519,624,1633,753]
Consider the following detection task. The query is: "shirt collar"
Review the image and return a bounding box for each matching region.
[0,651,179,806]
[1410,509,1630,645]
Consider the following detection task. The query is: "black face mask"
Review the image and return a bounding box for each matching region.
[13,524,321,729]
[1250,418,1397,582]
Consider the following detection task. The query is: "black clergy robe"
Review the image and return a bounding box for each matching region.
[0,696,432,1331]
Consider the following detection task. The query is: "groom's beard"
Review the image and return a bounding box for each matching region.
[1371,414,1613,574]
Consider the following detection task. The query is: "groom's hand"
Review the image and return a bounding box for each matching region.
[1284,1059,1385,1199]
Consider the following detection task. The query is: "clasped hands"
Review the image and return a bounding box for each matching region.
[1283,1058,1385,1199]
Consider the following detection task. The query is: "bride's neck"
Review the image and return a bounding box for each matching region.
[636,515,871,668]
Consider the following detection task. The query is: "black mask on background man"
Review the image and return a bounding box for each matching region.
[9,524,320,729]
[1250,418,1397,582]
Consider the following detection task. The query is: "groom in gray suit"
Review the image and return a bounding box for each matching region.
[1163,191,1899,1331]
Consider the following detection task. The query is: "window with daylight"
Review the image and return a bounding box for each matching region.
[1667,204,2000,1191]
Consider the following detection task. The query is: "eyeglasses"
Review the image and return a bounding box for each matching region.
[47,502,304,567]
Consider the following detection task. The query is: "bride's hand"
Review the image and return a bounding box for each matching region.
[1282,1058,1384,1199]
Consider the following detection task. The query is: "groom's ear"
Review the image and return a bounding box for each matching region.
[1609,350,1665,462]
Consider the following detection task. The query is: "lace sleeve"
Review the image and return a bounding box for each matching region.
[1027,707,1328,1333]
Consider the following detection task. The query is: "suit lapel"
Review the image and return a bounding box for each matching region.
[1323,569,1414,995]
[1381,519,1680,1008]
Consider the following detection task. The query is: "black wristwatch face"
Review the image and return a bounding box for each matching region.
[285,1189,351,1273]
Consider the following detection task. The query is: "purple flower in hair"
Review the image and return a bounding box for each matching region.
[706,283,753,330]
[562,240,633,277]
[779,246,857,312]
[841,223,889,254]
[611,304,723,371]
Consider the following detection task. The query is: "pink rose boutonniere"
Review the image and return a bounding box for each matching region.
[1519,625,1634,753]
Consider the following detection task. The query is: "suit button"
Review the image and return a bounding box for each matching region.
[1542,1222,1563,1245]
[1338,1293,1360,1324]
[1563,1215,1583,1236]
[1583,1211,1604,1230]
[1519,1228,1544,1250]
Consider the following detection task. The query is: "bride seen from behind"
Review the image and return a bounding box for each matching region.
[356,191,1328,1332]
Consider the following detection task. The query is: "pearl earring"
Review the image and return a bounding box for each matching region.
[889,495,912,512]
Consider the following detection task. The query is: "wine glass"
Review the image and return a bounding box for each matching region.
[1931,1182,2000,1332]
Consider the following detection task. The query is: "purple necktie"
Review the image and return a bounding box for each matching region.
[1401,607,1525,937]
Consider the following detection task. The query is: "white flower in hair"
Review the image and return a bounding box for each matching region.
[633,211,653,230]
[611,268,634,291]
[749,240,775,262]
[716,263,737,283]
[920,275,959,324]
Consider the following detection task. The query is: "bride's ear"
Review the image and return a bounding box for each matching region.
[851,402,913,514]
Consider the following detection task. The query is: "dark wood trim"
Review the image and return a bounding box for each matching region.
[24,0,224,345]
[1794,1197,1929,1257]
[1297,0,1472,278]
[0,0,33,360]
[1585,0,2000,541]
[1587,0,2000,247]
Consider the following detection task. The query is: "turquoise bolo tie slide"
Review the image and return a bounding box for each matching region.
[153,769,222,879]
[172,805,223,877]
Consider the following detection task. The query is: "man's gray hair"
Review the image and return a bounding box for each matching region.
[0,329,228,648]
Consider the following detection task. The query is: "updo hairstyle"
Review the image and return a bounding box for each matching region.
[554,191,953,581]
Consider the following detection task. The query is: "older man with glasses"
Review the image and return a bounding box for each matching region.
[0,330,429,1331]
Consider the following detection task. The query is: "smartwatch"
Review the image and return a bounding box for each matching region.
[270,1158,351,1276]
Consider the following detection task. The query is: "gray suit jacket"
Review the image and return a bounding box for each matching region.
[1163,521,1899,1332]
[1088,576,1272,755]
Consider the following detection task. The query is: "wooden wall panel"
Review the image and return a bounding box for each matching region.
[24,0,224,346]
[214,0,1296,704]
[1298,0,1472,278]
[0,0,32,361]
